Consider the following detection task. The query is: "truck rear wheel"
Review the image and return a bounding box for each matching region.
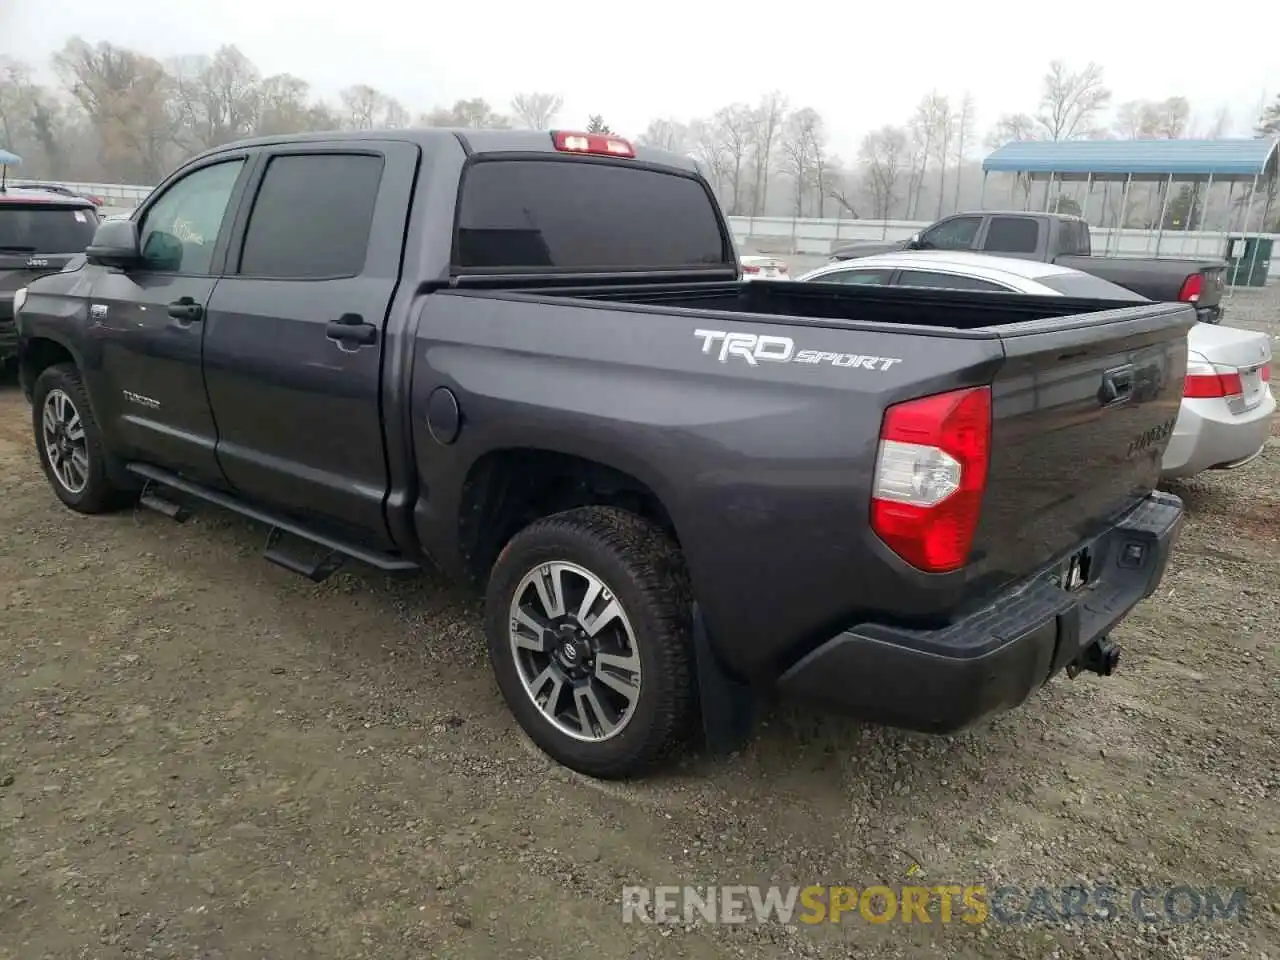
[483,506,695,779]
[32,363,130,514]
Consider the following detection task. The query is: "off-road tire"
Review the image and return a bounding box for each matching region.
[31,363,132,514]
[484,506,696,779]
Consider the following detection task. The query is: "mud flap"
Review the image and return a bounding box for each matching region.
[691,602,757,753]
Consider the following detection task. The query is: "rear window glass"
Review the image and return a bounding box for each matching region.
[0,204,98,254]
[455,159,728,270]
[1060,220,1091,255]
[1038,273,1147,301]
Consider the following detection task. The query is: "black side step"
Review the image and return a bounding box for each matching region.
[138,479,191,522]
[124,463,420,579]
[263,527,347,584]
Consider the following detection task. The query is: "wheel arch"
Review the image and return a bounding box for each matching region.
[457,446,682,587]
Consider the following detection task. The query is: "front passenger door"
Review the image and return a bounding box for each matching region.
[91,156,252,484]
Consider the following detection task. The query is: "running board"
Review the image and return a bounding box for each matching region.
[125,463,420,581]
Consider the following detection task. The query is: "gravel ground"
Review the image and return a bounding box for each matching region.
[2,289,1279,960]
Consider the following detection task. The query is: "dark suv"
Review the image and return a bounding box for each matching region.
[1,187,100,370]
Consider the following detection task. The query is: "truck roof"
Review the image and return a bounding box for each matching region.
[961,209,1086,223]
[189,127,702,175]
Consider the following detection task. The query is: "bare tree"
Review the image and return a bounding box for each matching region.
[689,117,730,199]
[748,91,787,216]
[905,94,948,218]
[923,93,955,219]
[421,98,508,130]
[340,84,410,129]
[779,107,825,217]
[858,125,909,220]
[952,93,976,212]
[1151,97,1191,139]
[171,45,261,150]
[585,114,613,134]
[711,104,753,215]
[0,58,33,149]
[1114,97,1191,139]
[824,158,861,219]
[53,36,183,183]
[1036,60,1111,140]
[985,112,1036,149]
[1207,105,1232,138]
[510,92,562,130]
[257,74,336,135]
[636,118,690,153]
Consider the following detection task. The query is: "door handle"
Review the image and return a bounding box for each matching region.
[1098,364,1135,406]
[167,298,203,323]
[325,313,377,347]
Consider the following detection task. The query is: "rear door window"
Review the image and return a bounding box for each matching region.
[896,270,1014,293]
[0,204,98,254]
[983,217,1041,254]
[455,159,728,270]
[237,153,384,278]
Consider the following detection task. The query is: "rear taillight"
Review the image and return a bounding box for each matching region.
[741,265,761,274]
[1260,364,1271,383]
[1184,356,1243,399]
[1177,274,1203,303]
[870,386,992,574]
[551,130,636,158]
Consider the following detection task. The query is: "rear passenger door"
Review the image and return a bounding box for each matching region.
[201,142,419,550]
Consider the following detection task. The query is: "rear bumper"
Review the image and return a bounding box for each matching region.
[1161,390,1275,479]
[776,491,1184,733]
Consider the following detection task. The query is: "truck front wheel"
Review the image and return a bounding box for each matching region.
[31,364,130,514]
[483,506,695,779]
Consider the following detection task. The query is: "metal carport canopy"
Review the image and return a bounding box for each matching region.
[981,137,1280,182]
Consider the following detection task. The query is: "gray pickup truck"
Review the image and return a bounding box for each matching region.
[14,128,1190,778]
[831,211,1229,324]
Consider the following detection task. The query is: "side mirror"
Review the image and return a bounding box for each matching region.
[905,232,922,249]
[85,218,141,269]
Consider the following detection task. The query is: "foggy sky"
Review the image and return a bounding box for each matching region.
[2,0,1274,160]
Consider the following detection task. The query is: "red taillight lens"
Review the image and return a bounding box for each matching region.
[1177,274,1203,303]
[870,386,992,574]
[1260,364,1271,383]
[1184,355,1244,398]
[1183,373,1242,398]
[551,131,636,158]
[741,264,761,274]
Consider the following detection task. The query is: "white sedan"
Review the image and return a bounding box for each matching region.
[738,255,789,282]
[795,251,1275,481]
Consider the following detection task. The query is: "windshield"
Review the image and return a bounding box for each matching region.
[0,203,99,254]
[1038,272,1147,301]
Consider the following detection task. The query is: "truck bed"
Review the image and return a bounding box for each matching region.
[419,282,1193,674]
[492,277,1172,333]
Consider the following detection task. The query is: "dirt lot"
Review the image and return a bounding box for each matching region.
[2,289,1279,959]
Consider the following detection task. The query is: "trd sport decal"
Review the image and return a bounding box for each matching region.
[693,329,902,371]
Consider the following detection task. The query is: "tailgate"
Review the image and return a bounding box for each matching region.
[969,302,1193,588]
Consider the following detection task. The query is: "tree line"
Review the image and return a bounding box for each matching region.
[1,39,1276,228]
